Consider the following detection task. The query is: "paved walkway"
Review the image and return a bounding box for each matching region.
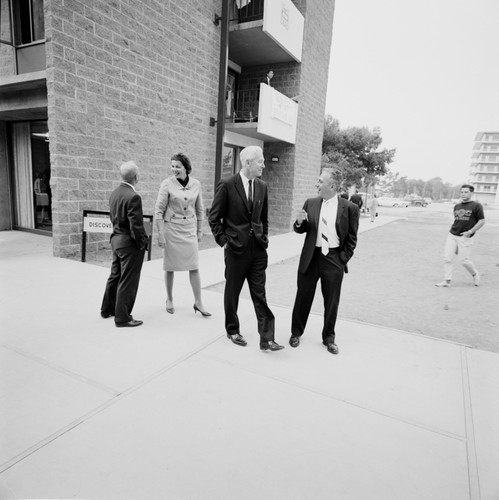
[1,216,498,499]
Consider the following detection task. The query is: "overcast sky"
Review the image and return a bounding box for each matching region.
[325,0,499,185]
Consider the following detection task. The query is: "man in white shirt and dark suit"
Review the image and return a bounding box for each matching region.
[209,146,284,352]
[290,167,359,354]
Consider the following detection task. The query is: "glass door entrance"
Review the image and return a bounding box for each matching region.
[10,120,51,233]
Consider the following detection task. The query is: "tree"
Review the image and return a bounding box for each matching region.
[378,172,463,200]
[322,116,396,191]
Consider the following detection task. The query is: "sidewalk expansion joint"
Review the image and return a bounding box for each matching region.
[460,346,481,500]
[200,352,467,443]
[0,341,120,396]
[0,335,225,474]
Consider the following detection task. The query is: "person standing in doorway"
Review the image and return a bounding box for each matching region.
[101,161,149,327]
[289,167,359,355]
[435,184,485,287]
[209,146,284,352]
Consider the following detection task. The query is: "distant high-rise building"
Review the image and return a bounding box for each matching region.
[469,132,499,205]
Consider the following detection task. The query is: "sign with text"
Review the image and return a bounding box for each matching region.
[83,216,113,233]
[81,210,153,262]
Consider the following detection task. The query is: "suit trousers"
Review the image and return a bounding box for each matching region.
[291,247,345,343]
[101,243,145,324]
[224,235,274,342]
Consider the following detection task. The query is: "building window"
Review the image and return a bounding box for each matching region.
[13,0,45,46]
[9,0,46,74]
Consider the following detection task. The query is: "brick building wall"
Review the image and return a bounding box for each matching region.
[235,0,335,232]
[44,0,220,258]
[291,0,335,217]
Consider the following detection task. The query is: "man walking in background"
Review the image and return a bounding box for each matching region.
[289,167,359,355]
[350,190,363,211]
[209,146,284,352]
[101,161,149,327]
[435,184,485,288]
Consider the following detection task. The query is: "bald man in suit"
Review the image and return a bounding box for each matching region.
[289,168,359,354]
[101,161,149,327]
[209,146,284,352]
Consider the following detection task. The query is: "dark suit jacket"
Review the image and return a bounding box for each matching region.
[209,173,269,254]
[109,183,148,251]
[350,193,363,209]
[294,196,359,274]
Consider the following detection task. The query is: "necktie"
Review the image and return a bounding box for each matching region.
[319,206,329,256]
[248,179,253,211]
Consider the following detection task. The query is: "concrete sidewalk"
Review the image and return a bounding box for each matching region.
[1,216,498,499]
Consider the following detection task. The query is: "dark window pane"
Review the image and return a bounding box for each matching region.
[13,0,45,45]
[13,0,32,45]
[32,0,44,41]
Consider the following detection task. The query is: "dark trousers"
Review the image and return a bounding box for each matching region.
[291,248,345,343]
[224,236,274,343]
[101,243,145,324]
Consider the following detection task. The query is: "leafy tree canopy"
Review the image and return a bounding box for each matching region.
[322,115,396,190]
[381,174,461,200]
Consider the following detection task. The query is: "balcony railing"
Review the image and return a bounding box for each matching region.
[230,0,264,23]
[225,88,258,122]
[225,83,298,144]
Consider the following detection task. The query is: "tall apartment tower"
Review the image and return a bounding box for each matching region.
[0,0,336,259]
[469,132,499,205]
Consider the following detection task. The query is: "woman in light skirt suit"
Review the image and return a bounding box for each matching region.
[154,153,211,316]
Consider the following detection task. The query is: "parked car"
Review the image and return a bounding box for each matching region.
[377,197,409,208]
[404,196,428,207]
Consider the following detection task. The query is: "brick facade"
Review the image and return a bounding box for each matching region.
[44,0,221,258]
[236,0,335,232]
[291,0,336,216]
[2,0,335,257]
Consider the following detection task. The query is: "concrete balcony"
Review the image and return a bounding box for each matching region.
[229,0,304,66]
[225,83,298,144]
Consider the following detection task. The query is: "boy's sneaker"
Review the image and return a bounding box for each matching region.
[435,281,451,287]
[473,272,480,287]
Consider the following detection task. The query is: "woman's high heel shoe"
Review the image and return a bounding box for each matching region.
[166,301,175,314]
[193,304,211,317]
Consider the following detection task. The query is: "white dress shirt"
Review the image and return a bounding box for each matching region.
[239,171,253,201]
[316,196,340,249]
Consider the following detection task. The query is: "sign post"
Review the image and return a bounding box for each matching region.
[81,210,153,262]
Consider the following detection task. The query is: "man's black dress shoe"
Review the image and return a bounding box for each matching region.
[116,319,143,328]
[260,340,284,351]
[325,342,339,355]
[289,336,300,348]
[227,333,247,346]
[101,312,114,319]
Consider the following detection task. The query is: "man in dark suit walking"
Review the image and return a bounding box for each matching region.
[209,146,284,352]
[350,190,363,211]
[101,161,149,328]
[289,167,359,354]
